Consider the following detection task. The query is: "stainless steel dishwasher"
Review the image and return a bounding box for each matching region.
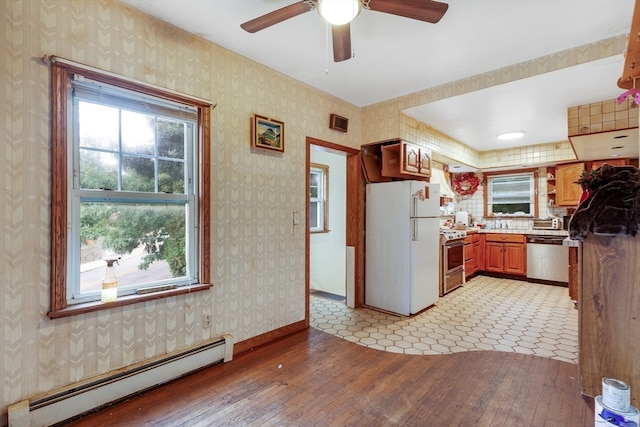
[526,235,569,283]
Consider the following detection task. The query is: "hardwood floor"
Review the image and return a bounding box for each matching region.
[64,328,593,426]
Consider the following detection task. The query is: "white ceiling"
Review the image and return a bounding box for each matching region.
[118,0,637,164]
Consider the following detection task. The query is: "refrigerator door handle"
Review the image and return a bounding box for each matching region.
[412,219,418,241]
[412,196,418,217]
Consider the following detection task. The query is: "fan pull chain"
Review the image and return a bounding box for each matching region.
[325,22,330,75]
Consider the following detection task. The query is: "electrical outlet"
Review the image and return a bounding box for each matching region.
[203,314,211,328]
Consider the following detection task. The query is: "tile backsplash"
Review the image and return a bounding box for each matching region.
[455,168,569,229]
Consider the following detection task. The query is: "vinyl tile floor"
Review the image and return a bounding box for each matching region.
[310,275,578,364]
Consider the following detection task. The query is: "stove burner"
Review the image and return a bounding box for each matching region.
[440,229,467,241]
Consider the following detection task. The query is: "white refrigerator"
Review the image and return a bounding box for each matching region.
[365,181,440,316]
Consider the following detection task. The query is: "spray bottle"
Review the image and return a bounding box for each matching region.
[101,257,120,303]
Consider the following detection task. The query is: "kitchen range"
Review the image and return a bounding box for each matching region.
[440,229,466,296]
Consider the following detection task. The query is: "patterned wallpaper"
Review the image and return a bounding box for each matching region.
[1,0,362,413]
[0,0,630,416]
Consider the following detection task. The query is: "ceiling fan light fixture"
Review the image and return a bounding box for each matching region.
[497,131,525,140]
[318,0,361,26]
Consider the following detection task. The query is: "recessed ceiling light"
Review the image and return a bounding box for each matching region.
[497,131,525,140]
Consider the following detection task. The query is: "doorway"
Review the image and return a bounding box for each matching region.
[305,137,362,325]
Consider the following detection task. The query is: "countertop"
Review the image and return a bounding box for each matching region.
[460,226,579,246]
[463,227,569,237]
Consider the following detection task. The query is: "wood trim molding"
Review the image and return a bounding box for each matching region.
[233,320,308,355]
[50,63,69,312]
[48,61,213,317]
[306,137,363,308]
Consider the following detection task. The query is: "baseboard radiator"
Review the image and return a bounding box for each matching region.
[8,334,234,427]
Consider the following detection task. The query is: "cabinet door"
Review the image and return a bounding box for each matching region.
[484,242,504,272]
[503,243,526,275]
[473,241,482,272]
[464,241,476,278]
[556,163,584,206]
[464,241,474,261]
[402,142,421,175]
[418,148,431,177]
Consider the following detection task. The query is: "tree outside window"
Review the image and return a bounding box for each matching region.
[49,60,211,316]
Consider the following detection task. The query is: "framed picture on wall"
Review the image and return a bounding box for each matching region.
[252,114,284,153]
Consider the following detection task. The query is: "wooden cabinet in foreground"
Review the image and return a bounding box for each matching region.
[579,234,640,407]
[483,233,526,276]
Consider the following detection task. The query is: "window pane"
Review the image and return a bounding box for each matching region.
[121,110,155,155]
[122,155,155,192]
[488,173,534,215]
[79,149,119,190]
[309,202,318,229]
[79,202,187,295]
[158,159,185,194]
[310,173,319,187]
[158,119,186,159]
[78,101,119,151]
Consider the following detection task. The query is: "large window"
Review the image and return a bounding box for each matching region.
[49,59,211,317]
[309,163,329,232]
[485,170,538,217]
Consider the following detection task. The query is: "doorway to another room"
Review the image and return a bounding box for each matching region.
[310,144,348,304]
[306,138,362,318]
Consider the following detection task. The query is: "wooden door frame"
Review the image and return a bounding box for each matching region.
[305,137,364,326]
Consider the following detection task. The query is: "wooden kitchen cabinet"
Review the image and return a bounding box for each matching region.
[590,158,629,170]
[579,234,640,407]
[464,233,482,279]
[381,140,431,179]
[556,162,584,206]
[483,234,526,276]
[474,234,484,273]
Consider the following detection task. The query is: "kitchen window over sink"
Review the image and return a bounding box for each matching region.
[484,170,538,217]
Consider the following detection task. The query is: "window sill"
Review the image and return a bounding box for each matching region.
[47,283,213,319]
[310,229,331,234]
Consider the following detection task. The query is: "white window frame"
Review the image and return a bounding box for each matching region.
[49,58,212,318]
[310,163,329,233]
[68,79,199,303]
[485,170,538,217]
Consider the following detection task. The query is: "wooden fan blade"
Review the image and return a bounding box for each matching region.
[240,1,313,33]
[367,0,448,24]
[332,24,352,62]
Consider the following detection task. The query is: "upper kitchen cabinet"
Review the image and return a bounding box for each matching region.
[556,162,585,206]
[590,158,629,170]
[381,140,431,179]
[361,139,431,182]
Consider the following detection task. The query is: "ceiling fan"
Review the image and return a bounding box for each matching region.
[240,0,449,62]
